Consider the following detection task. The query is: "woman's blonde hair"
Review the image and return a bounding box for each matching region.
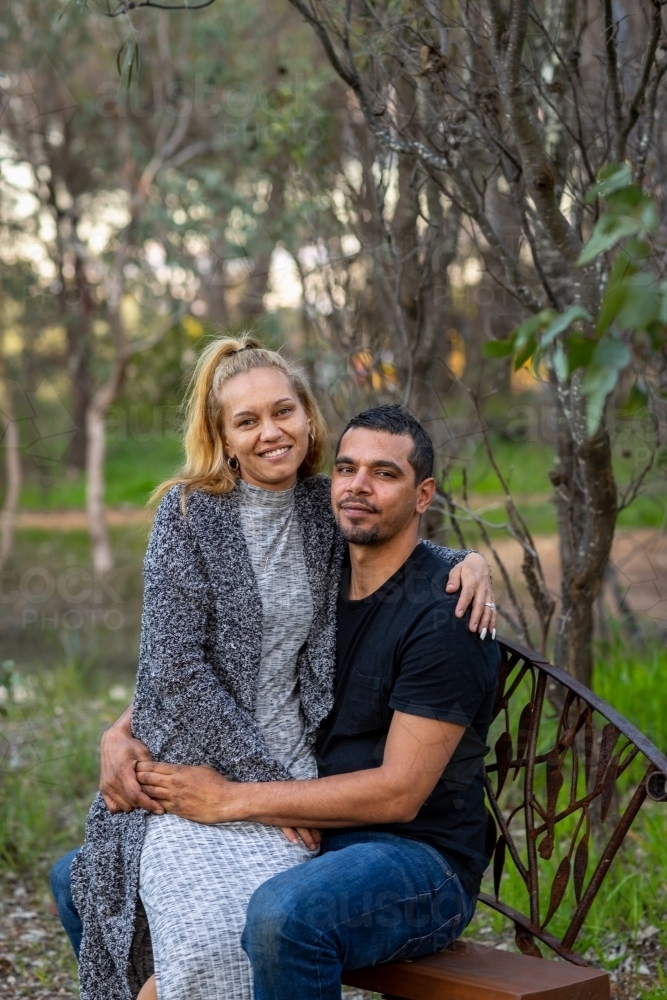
[152,333,328,505]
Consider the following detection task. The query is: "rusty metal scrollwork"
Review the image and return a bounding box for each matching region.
[480,638,667,966]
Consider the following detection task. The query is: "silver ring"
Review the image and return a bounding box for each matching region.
[484,603,495,609]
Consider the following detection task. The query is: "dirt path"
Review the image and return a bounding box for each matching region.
[15,509,151,531]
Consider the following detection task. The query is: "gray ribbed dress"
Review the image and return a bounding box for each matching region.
[138,481,318,1000]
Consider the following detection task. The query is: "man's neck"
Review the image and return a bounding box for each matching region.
[347,527,421,601]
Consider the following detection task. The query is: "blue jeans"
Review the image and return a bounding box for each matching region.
[50,849,82,959]
[242,831,474,1000]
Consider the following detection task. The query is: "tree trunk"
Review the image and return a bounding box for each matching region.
[552,380,617,686]
[86,398,114,577]
[1,396,21,566]
[66,256,94,471]
[239,175,285,321]
[67,364,91,471]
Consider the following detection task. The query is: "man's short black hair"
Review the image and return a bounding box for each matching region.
[336,404,434,484]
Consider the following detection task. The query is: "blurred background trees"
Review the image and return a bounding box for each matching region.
[0,0,666,684]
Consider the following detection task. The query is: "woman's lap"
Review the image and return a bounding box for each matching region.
[139,814,314,1000]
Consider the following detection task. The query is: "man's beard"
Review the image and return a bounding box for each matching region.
[336,496,416,546]
[338,522,381,546]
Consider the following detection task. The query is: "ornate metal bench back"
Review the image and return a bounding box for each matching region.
[483,638,667,965]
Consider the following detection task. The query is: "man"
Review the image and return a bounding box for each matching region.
[52,405,499,997]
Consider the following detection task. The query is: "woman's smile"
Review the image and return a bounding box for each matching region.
[258,445,292,461]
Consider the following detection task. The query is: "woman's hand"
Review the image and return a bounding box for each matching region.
[100,706,164,815]
[446,552,496,639]
[135,762,321,851]
[279,826,322,851]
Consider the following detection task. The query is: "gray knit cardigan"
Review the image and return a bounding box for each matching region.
[70,474,467,1000]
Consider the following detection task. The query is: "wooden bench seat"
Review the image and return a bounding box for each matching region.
[340,636,667,1000]
[343,941,609,1000]
[343,941,610,1000]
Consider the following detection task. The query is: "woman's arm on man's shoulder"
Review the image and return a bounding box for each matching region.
[423,542,497,639]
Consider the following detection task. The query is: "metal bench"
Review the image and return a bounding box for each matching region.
[343,636,667,1000]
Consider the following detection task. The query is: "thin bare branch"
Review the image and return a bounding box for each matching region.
[637,57,667,183]
[617,0,662,160]
[434,494,534,647]
[463,382,555,652]
[617,408,660,513]
[287,0,541,313]
[105,0,217,16]
[602,0,624,155]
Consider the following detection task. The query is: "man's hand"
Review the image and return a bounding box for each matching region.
[100,705,164,815]
[135,761,321,850]
[136,762,229,822]
[446,552,496,639]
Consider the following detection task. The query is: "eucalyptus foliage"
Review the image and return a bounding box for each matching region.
[484,164,665,436]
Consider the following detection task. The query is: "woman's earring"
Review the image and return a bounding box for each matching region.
[228,455,239,472]
[308,431,314,444]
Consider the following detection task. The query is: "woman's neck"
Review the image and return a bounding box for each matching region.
[238,471,298,492]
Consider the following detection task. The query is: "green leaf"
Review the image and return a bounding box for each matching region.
[616,273,660,331]
[577,216,641,265]
[593,336,633,371]
[567,336,596,374]
[638,196,661,233]
[552,342,568,383]
[605,185,643,213]
[581,366,619,436]
[482,338,515,359]
[540,305,592,348]
[658,282,667,325]
[117,34,142,87]
[580,336,632,436]
[513,311,555,348]
[621,380,648,415]
[514,332,538,370]
[607,244,644,289]
[585,162,632,204]
[622,238,652,262]
[596,285,627,336]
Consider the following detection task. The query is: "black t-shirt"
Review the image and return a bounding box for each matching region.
[315,542,500,898]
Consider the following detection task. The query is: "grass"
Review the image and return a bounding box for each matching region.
[0,657,132,869]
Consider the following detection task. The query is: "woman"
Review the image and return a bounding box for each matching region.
[70,335,495,1000]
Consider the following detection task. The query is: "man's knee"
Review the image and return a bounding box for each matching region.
[243,873,328,962]
[243,879,293,957]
